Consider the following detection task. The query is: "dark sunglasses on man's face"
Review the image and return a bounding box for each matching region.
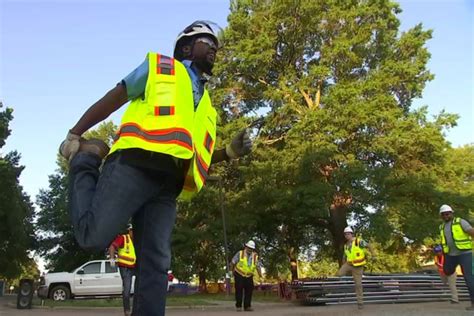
[195,37,217,50]
[440,212,452,217]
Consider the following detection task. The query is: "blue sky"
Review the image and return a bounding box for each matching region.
[1,0,473,205]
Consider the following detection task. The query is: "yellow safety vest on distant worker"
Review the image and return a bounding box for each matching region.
[440,217,472,254]
[235,250,258,277]
[117,234,136,268]
[110,53,217,200]
[344,238,366,267]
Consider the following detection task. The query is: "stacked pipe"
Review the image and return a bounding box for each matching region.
[291,274,469,305]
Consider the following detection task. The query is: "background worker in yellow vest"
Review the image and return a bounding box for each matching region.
[59,20,252,316]
[438,204,474,311]
[109,224,135,316]
[337,226,376,310]
[433,244,459,304]
[230,240,263,312]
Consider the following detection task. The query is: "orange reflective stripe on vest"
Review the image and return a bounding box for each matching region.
[195,152,209,183]
[114,123,193,151]
[156,54,175,75]
[203,132,214,153]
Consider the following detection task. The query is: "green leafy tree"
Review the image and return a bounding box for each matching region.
[6,257,40,291]
[210,0,470,278]
[173,186,231,292]
[35,122,117,272]
[0,102,36,280]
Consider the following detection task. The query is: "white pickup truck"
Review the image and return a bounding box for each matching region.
[37,260,134,301]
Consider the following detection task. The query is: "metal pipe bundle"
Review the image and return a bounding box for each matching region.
[292,274,469,305]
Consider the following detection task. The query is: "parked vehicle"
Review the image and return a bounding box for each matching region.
[37,260,134,301]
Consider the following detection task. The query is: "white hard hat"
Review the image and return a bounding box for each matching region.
[245,240,256,249]
[173,20,221,60]
[343,226,354,234]
[439,204,453,214]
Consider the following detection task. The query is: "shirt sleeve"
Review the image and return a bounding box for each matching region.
[231,252,240,264]
[461,219,473,232]
[256,257,263,269]
[120,59,149,101]
[111,235,125,249]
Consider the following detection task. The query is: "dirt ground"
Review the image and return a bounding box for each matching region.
[1,295,473,316]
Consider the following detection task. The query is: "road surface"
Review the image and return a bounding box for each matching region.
[1,295,472,315]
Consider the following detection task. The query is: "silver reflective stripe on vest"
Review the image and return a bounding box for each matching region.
[117,124,193,150]
[204,132,213,152]
[195,154,209,182]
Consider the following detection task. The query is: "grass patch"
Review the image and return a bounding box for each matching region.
[33,297,124,308]
[33,291,282,308]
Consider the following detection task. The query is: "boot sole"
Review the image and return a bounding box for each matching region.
[79,139,110,159]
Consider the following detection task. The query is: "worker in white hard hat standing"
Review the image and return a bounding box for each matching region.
[230,240,263,312]
[337,226,376,310]
[438,204,474,311]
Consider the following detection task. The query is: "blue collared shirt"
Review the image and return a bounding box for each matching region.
[121,58,205,109]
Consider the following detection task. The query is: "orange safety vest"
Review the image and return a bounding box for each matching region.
[434,254,445,275]
[117,234,136,268]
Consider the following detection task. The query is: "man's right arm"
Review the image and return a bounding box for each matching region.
[230,252,240,272]
[70,59,148,136]
[70,84,128,135]
[108,244,117,260]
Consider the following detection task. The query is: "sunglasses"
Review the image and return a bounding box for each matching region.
[195,37,217,50]
[440,212,452,216]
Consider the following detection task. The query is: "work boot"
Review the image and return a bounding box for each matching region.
[244,307,254,311]
[236,306,242,312]
[124,311,131,316]
[450,299,459,304]
[79,138,110,160]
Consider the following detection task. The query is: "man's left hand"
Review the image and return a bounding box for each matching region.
[226,129,252,159]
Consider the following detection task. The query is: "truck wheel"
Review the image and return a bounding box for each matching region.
[50,285,71,301]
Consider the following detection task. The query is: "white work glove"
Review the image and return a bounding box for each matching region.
[226,129,252,159]
[59,131,81,162]
[110,259,116,268]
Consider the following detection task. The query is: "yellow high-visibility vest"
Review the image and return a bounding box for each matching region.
[235,250,258,277]
[344,238,366,267]
[117,234,136,268]
[110,53,217,199]
[440,217,472,253]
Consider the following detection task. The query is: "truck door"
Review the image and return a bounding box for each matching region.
[100,261,122,295]
[74,261,103,295]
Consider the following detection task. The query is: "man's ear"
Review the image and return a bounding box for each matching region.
[182,45,192,58]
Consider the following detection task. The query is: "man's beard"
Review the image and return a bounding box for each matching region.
[194,58,214,76]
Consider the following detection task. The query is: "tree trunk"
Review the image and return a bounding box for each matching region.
[198,269,207,293]
[319,164,351,266]
[288,247,298,280]
[328,202,349,266]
